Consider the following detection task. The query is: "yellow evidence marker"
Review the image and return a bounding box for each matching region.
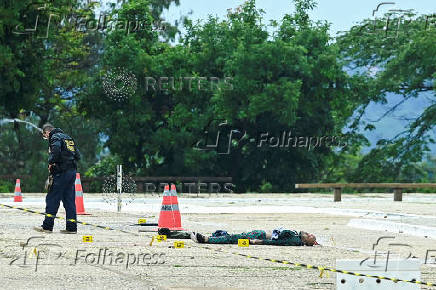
[82,236,93,243]
[174,241,184,248]
[156,235,167,242]
[238,239,249,247]
[138,218,147,224]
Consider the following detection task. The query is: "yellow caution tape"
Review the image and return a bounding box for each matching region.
[0,203,140,236]
[2,202,434,287]
[199,246,436,287]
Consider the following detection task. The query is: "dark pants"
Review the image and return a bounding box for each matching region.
[42,169,77,231]
[208,230,266,244]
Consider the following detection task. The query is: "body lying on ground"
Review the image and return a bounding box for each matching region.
[157,228,318,246]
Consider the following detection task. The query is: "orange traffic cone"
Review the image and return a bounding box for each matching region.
[158,184,183,230]
[14,179,23,202]
[75,173,90,215]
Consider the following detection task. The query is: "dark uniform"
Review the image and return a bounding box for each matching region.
[207,230,304,246]
[42,128,81,232]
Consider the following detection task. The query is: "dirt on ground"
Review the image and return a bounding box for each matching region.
[0,193,435,289]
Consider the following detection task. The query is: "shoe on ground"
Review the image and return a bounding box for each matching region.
[158,228,171,236]
[60,229,77,234]
[190,232,205,243]
[196,233,205,243]
[33,226,52,233]
[190,232,198,243]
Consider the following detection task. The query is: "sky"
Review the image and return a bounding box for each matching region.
[161,0,436,154]
[162,0,435,36]
[97,0,436,154]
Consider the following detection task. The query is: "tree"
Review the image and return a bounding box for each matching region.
[81,0,367,192]
[337,10,436,181]
[0,0,102,190]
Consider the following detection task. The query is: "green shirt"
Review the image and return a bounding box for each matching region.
[262,230,304,246]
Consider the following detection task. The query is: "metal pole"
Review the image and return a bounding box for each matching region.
[116,165,122,212]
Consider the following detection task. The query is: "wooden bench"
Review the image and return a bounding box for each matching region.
[295,183,436,202]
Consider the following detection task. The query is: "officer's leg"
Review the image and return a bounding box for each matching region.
[61,170,77,232]
[42,174,64,230]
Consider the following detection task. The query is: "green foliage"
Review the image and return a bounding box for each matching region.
[85,154,122,177]
[337,11,436,182]
[322,150,363,182]
[260,181,273,193]
[84,154,123,192]
[79,0,365,192]
[1,0,433,193]
[0,0,108,191]
[0,180,14,193]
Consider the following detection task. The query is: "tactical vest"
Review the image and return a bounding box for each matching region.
[49,130,80,172]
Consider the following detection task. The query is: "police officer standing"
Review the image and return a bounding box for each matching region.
[34,123,81,234]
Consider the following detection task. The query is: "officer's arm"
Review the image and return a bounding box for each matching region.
[75,146,81,161]
[48,136,62,164]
